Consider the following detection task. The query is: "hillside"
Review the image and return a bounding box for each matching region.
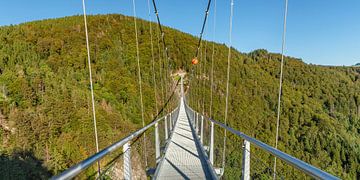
[0,14,359,179]
[188,48,360,179]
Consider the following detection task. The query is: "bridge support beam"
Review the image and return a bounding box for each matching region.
[165,116,168,140]
[242,140,250,180]
[123,142,132,180]
[155,122,160,163]
[210,122,214,165]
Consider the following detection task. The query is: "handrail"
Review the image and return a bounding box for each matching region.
[184,103,339,180]
[52,113,172,180]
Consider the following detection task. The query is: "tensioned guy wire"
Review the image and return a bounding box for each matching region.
[132,0,148,167]
[222,0,234,174]
[82,0,101,176]
[273,0,289,179]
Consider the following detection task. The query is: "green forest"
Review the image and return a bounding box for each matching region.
[0,14,359,179]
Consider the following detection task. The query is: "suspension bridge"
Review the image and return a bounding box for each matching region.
[52,76,338,180]
[49,0,341,179]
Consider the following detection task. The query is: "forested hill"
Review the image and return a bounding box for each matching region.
[0,14,359,179]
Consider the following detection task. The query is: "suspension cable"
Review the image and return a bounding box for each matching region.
[132,0,148,168]
[189,0,212,110]
[222,0,234,173]
[147,0,159,115]
[273,0,289,179]
[82,0,101,176]
[151,0,170,61]
[209,0,217,119]
[194,0,212,59]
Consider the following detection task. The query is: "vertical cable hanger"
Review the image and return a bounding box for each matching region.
[132,0,148,168]
[151,0,171,113]
[82,0,101,176]
[202,40,208,139]
[151,0,170,61]
[222,0,234,174]
[198,43,203,112]
[156,25,165,111]
[202,40,208,115]
[147,0,159,116]
[209,0,217,119]
[273,0,289,179]
[208,0,217,167]
[152,6,165,112]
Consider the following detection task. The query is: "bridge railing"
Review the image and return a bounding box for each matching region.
[51,106,180,180]
[184,103,339,180]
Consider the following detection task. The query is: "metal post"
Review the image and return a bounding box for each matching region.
[193,111,196,125]
[194,112,198,130]
[170,113,173,131]
[210,122,214,165]
[123,142,132,180]
[165,116,168,140]
[200,115,204,144]
[197,113,200,134]
[181,75,184,96]
[242,140,250,180]
[155,122,160,163]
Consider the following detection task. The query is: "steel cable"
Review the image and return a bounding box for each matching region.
[273,0,288,179]
[222,0,234,174]
[81,0,101,176]
[147,0,159,118]
[132,0,148,168]
[209,0,217,119]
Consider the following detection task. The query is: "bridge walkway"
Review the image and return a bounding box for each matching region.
[155,97,214,179]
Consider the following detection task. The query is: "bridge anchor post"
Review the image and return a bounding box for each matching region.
[123,142,132,180]
[242,140,250,180]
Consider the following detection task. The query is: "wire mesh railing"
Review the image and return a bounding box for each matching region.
[51,106,180,179]
[184,102,339,180]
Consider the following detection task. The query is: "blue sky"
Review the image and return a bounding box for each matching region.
[0,0,359,66]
